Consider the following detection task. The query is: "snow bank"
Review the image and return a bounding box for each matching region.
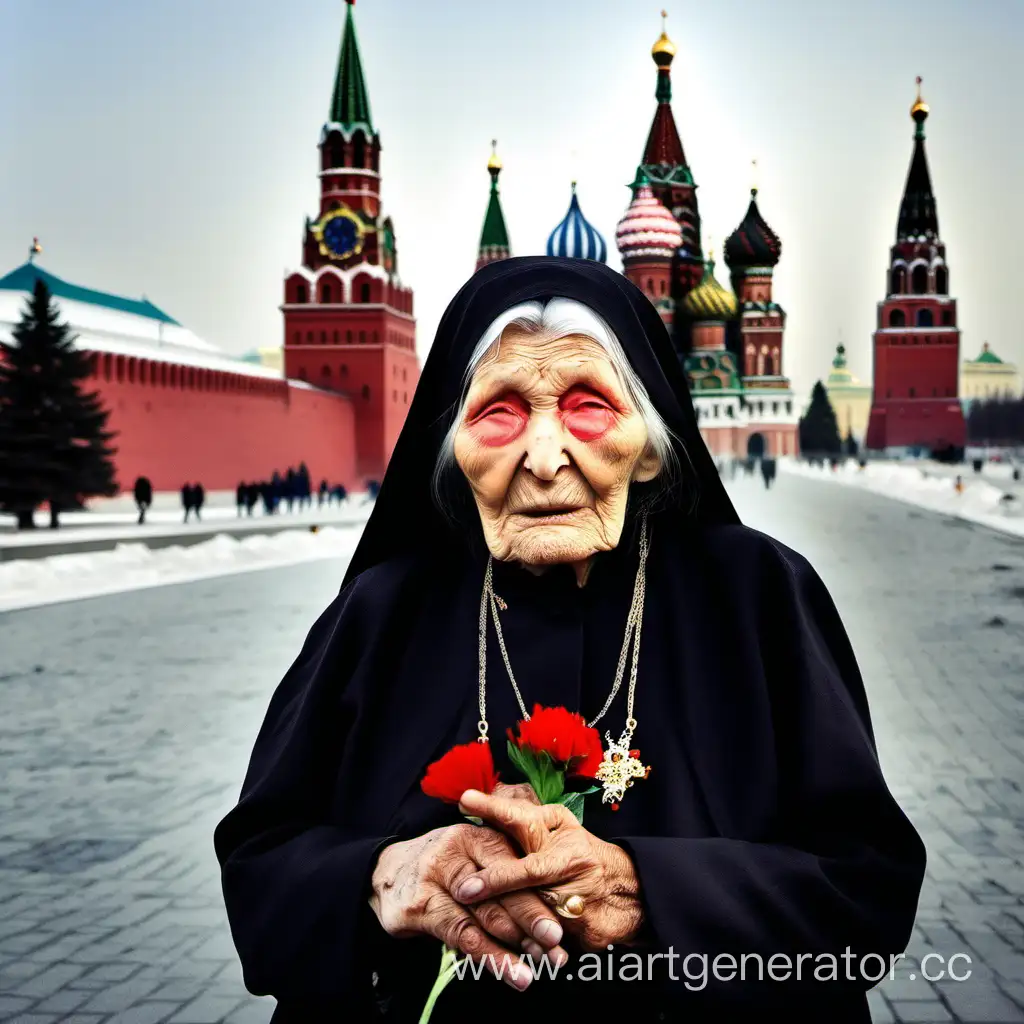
[0,525,363,613]
[781,458,1024,539]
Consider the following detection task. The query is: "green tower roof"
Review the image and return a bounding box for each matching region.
[329,1,373,131]
[478,142,510,254]
[974,343,1002,364]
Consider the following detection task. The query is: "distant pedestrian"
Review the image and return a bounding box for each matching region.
[193,483,205,521]
[760,457,777,490]
[181,483,194,523]
[236,482,246,517]
[134,476,153,525]
[318,479,328,507]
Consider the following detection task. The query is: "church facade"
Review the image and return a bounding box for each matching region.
[476,15,799,460]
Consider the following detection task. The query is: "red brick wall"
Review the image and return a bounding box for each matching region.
[82,353,358,493]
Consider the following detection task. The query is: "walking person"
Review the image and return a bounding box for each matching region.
[134,476,153,525]
[181,483,194,523]
[193,482,205,521]
[236,482,246,518]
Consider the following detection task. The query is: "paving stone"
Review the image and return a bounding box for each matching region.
[107,1003,182,1024]
[889,1001,955,1022]
[934,980,1024,1022]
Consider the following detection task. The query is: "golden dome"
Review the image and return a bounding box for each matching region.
[487,139,502,172]
[652,10,676,66]
[682,254,738,321]
[910,76,929,119]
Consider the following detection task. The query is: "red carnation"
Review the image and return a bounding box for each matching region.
[509,704,604,779]
[421,741,499,804]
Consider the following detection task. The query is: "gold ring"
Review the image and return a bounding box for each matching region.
[539,890,586,919]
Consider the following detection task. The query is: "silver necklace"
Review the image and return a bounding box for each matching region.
[476,513,652,808]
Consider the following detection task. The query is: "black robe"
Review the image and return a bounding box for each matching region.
[213,258,925,1022]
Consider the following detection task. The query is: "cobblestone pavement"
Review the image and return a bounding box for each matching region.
[1,473,1022,1023]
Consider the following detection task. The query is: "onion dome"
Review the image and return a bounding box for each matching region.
[651,9,676,68]
[615,168,682,260]
[724,187,781,270]
[681,253,737,321]
[546,183,607,263]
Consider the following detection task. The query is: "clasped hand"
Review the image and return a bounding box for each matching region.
[369,783,643,991]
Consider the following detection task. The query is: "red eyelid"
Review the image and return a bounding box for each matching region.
[468,393,527,423]
[560,386,616,411]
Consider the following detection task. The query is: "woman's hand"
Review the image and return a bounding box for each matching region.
[369,822,567,989]
[453,790,644,951]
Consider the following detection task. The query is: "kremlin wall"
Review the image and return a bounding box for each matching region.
[0,2,999,496]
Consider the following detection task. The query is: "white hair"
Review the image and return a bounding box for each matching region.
[432,297,682,510]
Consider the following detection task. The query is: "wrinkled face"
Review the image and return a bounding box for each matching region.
[453,329,661,574]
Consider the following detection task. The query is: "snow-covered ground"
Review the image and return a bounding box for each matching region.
[781,457,1024,539]
[0,523,367,613]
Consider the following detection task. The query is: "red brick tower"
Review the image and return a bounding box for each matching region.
[282,0,419,482]
[865,79,965,455]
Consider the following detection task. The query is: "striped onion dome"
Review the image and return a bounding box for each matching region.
[681,254,738,321]
[546,183,607,262]
[615,169,682,259]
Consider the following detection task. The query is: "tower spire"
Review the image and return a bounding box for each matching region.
[477,141,511,271]
[898,76,937,241]
[329,0,373,130]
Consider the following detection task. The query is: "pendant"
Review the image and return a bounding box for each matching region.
[594,730,650,810]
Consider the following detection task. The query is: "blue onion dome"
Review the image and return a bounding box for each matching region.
[724,187,782,270]
[546,183,608,263]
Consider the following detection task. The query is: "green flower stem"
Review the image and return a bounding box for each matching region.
[418,944,466,1024]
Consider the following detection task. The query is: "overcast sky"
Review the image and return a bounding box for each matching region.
[1,0,1020,397]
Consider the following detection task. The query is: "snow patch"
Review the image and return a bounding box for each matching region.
[780,458,1024,538]
[0,525,364,613]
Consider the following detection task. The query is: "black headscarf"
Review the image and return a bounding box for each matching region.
[343,256,739,587]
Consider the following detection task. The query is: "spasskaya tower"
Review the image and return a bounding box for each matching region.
[282,0,419,482]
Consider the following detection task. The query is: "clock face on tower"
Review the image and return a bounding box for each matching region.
[313,207,365,261]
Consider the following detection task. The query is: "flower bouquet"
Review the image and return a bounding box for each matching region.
[416,705,602,1023]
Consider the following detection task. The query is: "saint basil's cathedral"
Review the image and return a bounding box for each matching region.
[478,15,799,460]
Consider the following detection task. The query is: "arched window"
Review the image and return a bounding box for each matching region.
[293,331,300,345]
[941,309,953,326]
[890,267,906,295]
[353,131,366,169]
[160,363,167,386]
[935,266,948,294]
[361,384,370,400]
[128,359,136,384]
[341,364,348,377]
[296,284,308,303]
[359,331,366,343]
[909,386,916,397]
[116,356,125,383]
[321,284,332,303]
[322,365,331,378]
[402,368,407,381]
[659,279,667,296]
[373,330,378,344]
[103,353,112,380]
[333,330,339,344]
[916,308,934,327]
[307,331,313,343]
[347,330,353,343]
[328,135,344,168]
[360,282,371,303]
[889,309,906,328]
[321,331,327,344]
[911,265,928,294]
[646,278,654,295]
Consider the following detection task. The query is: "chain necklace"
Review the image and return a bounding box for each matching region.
[476,513,652,808]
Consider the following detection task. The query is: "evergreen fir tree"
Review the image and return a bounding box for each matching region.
[0,279,118,529]
[798,381,842,456]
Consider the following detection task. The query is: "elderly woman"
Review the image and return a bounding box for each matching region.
[214,257,925,1023]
